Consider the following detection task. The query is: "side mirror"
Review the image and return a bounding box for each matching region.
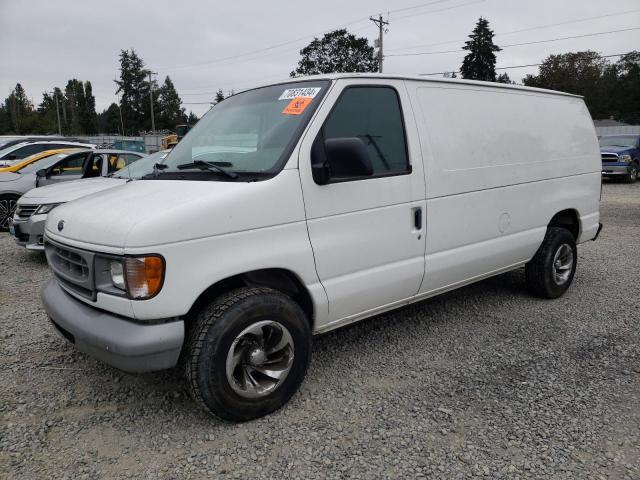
[36,169,47,178]
[311,137,373,185]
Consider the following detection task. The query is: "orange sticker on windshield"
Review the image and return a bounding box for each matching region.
[282,97,312,115]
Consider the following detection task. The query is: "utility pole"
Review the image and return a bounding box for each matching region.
[118,104,125,136]
[53,91,62,135]
[370,14,389,73]
[148,70,157,133]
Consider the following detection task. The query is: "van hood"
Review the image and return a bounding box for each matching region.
[19,177,127,205]
[45,170,305,249]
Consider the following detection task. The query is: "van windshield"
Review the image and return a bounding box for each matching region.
[159,81,329,179]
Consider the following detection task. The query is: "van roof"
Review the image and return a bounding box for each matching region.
[253,73,582,99]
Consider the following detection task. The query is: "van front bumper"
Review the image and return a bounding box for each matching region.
[41,278,184,373]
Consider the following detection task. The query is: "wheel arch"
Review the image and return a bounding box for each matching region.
[547,208,580,241]
[185,268,315,330]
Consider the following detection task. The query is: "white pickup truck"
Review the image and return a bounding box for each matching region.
[41,74,601,421]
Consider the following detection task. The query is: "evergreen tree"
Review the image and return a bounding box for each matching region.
[187,111,199,125]
[496,72,514,84]
[115,49,150,134]
[64,79,84,134]
[291,29,378,77]
[0,104,11,134]
[97,103,123,134]
[461,18,501,82]
[5,83,35,134]
[214,89,225,104]
[82,81,97,133]
[37,88,63,134]
[156,76,186,129]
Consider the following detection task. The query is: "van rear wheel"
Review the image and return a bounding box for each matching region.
[525,227,577,299]
[184,287,311,422]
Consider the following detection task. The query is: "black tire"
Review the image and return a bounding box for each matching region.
[626,162,639,183]
[184,287,311,422]
[0,194,19,232]
[525,227,577,299]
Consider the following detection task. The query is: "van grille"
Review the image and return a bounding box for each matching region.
[15,204,39,218]
[51,245,90,279]
[44,240,96,300]
[601,153,619,163]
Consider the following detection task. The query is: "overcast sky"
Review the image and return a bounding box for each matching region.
[1,0,639,117]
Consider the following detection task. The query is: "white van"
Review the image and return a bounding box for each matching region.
[41,74,601,421]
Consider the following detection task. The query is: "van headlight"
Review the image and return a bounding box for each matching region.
[97,255,165,299]
[620,154,632,163]
[109,260,126,290]
[35,203,62,215]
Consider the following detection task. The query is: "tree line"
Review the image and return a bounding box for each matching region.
[2,20,639,135]
[0,49,198,136]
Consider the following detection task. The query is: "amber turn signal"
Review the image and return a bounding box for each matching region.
[124,256,165,299]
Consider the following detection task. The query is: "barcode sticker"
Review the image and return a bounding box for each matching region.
[278,87,321,101]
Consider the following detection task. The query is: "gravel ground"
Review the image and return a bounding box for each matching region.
[1,181,639,480]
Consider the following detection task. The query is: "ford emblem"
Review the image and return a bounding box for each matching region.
[57,220,64,232]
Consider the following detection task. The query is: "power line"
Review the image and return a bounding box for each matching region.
[389,0,484,21]
[386,26,640,57]
[385,0,454,15]
[173,1,479,72]
[387,8,640,53]
[157,0,462,71]
[418,51,634,76]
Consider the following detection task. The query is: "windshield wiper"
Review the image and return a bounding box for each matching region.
[177,160,238,179]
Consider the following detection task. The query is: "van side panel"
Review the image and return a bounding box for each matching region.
[419,172,600,295]
[407,81,600,295]
[413,84,600,197]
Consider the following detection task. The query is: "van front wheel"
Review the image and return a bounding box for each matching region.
[184,287,311,422]
[525,227,577,299]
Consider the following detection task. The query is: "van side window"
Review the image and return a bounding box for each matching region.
[322,86,409,176]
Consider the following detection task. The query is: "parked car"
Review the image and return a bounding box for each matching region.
[0,148,81,173]
[599,134,640,182]
[11,150,167,250]
[0,135,87,151]
[0,149,145,230]
[0,140,95,167]
[41,74,601,421]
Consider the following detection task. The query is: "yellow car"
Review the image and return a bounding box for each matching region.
[0,148,82,173]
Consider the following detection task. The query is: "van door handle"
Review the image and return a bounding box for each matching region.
[414,207,422,230]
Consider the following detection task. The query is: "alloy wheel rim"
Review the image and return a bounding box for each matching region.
[225,320,294,399]
[0,198,17,229]
[552,243,573,285]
